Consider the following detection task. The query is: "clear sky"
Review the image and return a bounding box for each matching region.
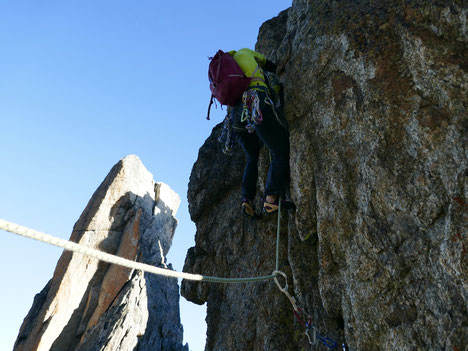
[0,1,291,350]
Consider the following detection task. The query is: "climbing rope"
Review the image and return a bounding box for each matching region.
[1,206,348,349]
[0,219,275,284]
[276,199,282,271]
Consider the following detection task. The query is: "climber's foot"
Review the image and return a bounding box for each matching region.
[242,198,260,219]
[263,199,296,214]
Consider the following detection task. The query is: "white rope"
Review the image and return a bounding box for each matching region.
[0,219,275,284]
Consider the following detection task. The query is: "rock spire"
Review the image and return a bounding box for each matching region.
[14,155,188,351]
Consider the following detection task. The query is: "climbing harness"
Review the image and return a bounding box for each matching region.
[240,88,288,134]
[217,76,287,155]
[0,201,348,349]
[218,90,277,154]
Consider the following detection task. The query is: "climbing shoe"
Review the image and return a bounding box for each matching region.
[263,199,296,215]
[242,198,260,218]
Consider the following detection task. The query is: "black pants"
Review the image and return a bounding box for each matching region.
[235,90,290,200]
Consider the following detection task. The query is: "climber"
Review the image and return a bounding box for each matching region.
[210,48,294,217]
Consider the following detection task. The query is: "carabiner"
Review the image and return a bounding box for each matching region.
[305,327,317,346]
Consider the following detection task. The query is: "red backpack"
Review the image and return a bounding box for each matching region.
[206,50,252,120]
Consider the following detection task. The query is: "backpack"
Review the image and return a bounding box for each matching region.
[206,50,253,120]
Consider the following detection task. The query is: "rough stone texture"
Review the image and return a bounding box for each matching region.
[182,1,467,350]
[14,155,188,351]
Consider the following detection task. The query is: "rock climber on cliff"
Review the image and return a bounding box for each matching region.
[207,48,295,218]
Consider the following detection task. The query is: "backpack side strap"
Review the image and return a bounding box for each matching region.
[207,93,214,120]
[250,65,266,84]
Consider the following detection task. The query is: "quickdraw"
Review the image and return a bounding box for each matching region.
[273,270,348,350]
[241,89,263,133]
[218,108,235,155]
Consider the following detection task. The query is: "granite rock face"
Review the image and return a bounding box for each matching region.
[182,1,467,350]
[14,155,188,351]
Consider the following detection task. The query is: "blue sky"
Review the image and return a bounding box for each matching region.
[0,1,291,350]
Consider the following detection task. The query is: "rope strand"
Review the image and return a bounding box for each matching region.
[0,218,275,284]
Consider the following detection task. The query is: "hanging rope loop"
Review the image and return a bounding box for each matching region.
[272,269,288,293]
